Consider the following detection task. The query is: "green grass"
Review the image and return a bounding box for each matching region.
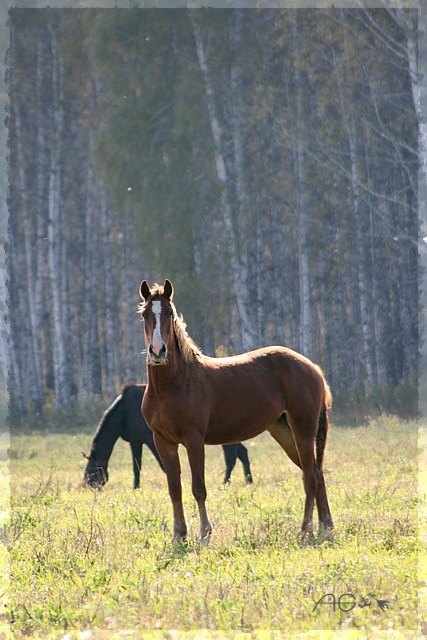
[4,416,421,638]
[0,429,10,640]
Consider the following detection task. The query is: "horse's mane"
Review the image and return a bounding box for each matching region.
[138,283,202,364]
[170,302,202,363]
[89,392,123,454]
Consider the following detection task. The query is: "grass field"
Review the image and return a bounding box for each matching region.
[3,415,422,638]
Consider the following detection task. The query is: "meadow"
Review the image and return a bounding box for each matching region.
[3,415,421,639]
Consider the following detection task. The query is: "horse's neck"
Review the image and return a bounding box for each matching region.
[90,411,122,462]
[146,344,191,393]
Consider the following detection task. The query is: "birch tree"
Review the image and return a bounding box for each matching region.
[189,9,255,352]
[292,12,312,358]
[47,18,72,409]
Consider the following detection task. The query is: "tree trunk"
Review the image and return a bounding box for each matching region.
[230,9,254,349]
[122,210,142,382]
[10,20,44,413]
[35,25,51,394]
[8,216,26,417]
[189,9,255,351]
[292,13,311,357]
[81,127,102,402]
[364,130,383,386]
[47,21,71,410]
[332,43,376,390]
[100,186,117,396]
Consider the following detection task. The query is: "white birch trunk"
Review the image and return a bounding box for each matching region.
[0,248,8,390]
[332,42,376,389]
[11,89,43,411]
[189,9,255,351]
[405,16,427,203]
[122,210,142,381]
[364,134,383,385]
[100,186,117,396]
[292,14,311,357]
[255,214,265,345]
[349,125,376,389]
[81,128,102,402]
[92,66,118,396]
[8,208,27,415]
[47,23,70,409]
[35,29,51,394]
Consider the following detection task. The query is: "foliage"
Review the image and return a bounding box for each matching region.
[8,8,419,419]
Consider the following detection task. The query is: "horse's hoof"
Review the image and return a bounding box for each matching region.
[172,533,187,544]
[199,527,212,546]
[199,534,211,546]
[318,523,334,543]
[298,526,315,546]
[245,475,253,485]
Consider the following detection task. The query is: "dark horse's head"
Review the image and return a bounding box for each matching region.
[83,454,109,489]
[139,279,175,366]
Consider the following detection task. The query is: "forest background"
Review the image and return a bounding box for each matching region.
[4,4,422,424]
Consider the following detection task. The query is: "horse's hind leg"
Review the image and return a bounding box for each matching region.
[316,471,333,538]
[268,415,301,469]
[276,413,318,539]
[130,441,142,489]
[316,408,334,536]
[222,445,237,484]
[236,443,253,484]
[268,416,316,537]
[269,414,333,539]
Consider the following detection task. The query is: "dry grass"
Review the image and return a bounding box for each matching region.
[3,415,421,638]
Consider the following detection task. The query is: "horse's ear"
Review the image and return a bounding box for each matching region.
[140,280,151,301]
[163,279,174,300]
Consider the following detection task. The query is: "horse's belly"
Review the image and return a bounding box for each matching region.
[204,425,263,445]
[204,409,279,445]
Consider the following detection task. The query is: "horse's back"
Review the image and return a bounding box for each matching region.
[200,346,327,444]
[121,384,152,442]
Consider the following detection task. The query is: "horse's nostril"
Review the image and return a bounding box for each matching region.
[160,344,166,355]
[149,345,154,355]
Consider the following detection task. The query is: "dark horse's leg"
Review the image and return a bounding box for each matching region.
[130,441,142,489]
[222,445,237,484]
[183,430,212,543]
[145,431,165,472]
[235,443,253,484]
[153,432,187,541]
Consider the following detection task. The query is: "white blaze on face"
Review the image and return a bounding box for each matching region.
[151,300,163,355]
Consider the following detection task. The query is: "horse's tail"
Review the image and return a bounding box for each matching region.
[323,377,332,411]
[316,378,332,471]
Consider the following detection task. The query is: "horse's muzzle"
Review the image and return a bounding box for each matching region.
[149,344,168,365]
[84,467,108,489]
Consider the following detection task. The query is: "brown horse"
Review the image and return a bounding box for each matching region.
[139,279,334,543]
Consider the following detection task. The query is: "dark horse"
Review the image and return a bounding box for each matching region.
[139,279,334,543]
[84,384,253,488]
[83,384,163,489]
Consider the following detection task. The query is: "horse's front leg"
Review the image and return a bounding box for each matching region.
[184,431,212,543]
[153,432,187,542]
